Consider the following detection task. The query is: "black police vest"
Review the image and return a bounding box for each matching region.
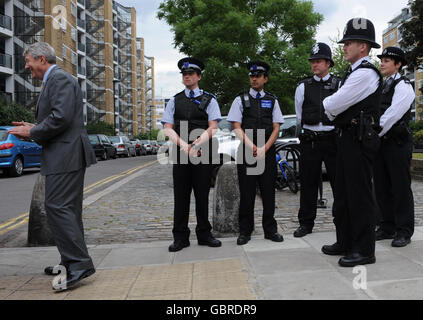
[380,76,412,125]
[334,61,383,127]
[239,91,276,144]
[173,90,213,142]
[301,76,340,126]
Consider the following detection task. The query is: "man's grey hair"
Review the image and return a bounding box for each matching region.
[23,42,56,64]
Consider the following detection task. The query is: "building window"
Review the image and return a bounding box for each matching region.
[71,26,77,42]
[71,2,77,17]
[72,52,77,66]
[62,45,67,60]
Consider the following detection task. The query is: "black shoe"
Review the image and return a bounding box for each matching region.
[237,235,251,246]
[375,228,395,241]
[168,240,190,252]
[321,243,345,256]
[198,236,222,248]
[391,236,411,248]
[338,253,376,267]
[265,232,284,242]
[293,226,312,238]
[52,268,96,291]
[44,265,63,276]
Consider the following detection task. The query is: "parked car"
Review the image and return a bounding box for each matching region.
[150,140,159,154]
[88,134,117,160]
[108,135,136,157]
[0,126,42,177]
[140,140,153,155]
[130,139,147,156]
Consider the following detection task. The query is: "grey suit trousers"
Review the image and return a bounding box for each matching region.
[45,168,94,272]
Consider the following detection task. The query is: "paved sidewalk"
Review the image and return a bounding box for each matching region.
[1,161,423,300]
[1,229,423,300]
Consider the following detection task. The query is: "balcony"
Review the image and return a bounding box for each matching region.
[0,53,12,69]
[0,14,12,31]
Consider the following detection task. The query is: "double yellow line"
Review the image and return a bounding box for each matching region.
[0,160,157,236]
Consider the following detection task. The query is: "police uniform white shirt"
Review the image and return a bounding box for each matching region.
[161,87,222,125]
[379,73,415,137]
[323,56,380,120]
[227,88,285,124]
[295,74,336,132]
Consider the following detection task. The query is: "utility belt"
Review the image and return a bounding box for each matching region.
[339,112,381,142]
[299,129,336,143]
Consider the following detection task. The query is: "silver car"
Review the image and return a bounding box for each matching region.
[108,135,136,157]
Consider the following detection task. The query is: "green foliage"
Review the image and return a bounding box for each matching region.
[409,120,423,134]
[414,129,423,145]
[135,129,161,140]
[400,0,423,71]
[158,0,323,115]
[0,98,35,126]
[85,121,115,136]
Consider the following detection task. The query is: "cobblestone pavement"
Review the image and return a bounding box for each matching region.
[82,162,423,245]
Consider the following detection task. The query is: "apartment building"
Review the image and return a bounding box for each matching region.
[383,7,423,120]
[0,0,154,137]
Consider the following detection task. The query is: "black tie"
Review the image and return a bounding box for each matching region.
[382,78,394,94]
[189,90,195,98]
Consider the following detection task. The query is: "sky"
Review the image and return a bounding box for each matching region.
[117,0,411,99]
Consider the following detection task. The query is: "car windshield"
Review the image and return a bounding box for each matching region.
[109,136,120,143]
[0,130,8,141]
[88,135,98,143]
[279,117,297,139]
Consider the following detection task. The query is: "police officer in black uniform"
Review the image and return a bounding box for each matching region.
[162,57,222,252]
[227,61,285,245]
[321,18,383,267]
[374,47,415,247]
[293,43,340,238]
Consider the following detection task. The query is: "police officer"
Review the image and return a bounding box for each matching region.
[227,61,285,245]
[294,43,340,238]
[162,57,222,252]
[321,18,383,267]
[374,47,415,247]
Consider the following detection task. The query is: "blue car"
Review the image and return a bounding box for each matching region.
[0,126,42,177]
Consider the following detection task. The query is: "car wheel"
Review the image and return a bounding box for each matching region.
[101,150,108,161]
[8,156,24,177]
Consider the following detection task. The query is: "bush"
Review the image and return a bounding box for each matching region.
[0,98,35,126]
[85,121,115,136]
[409,120,423,134]
[413,130,423,146]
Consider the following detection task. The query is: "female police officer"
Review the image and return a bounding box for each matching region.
[162,57,222,252]
[374,47,415,248]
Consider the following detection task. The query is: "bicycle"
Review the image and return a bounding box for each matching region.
[275,152,299,194]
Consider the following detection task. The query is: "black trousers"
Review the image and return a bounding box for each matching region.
[334,127,380,256]
[374,136,414,238]
[298,134,337,229]
[45,168,94,272]
[237,145,277,236]
[172,162,212,241]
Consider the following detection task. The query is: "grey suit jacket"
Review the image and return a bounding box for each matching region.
[30,66,97,175]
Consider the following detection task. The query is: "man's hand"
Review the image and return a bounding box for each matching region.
[11,121,35,128]
[256,146,266,160]
[8,124,33,139]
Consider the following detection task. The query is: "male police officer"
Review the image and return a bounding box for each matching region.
[374,47,415,247]
[162,57,222,252]
[294,43,340,238]
[227,61,285,245]
[321,18,383,267]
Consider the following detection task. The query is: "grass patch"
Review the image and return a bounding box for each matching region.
[413,153,423,160]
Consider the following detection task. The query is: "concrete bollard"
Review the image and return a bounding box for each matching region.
[212,162,240,234]
[27,174,55,247]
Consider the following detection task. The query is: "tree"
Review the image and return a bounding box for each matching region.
[0,98,35,126]
[400,0,423,71]
[158,0,322,115]
[85,121,115,136]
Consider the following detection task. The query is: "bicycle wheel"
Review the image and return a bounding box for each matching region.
[282,163,299,194]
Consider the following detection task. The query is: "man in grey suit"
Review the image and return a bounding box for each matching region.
[9,42,97,291]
